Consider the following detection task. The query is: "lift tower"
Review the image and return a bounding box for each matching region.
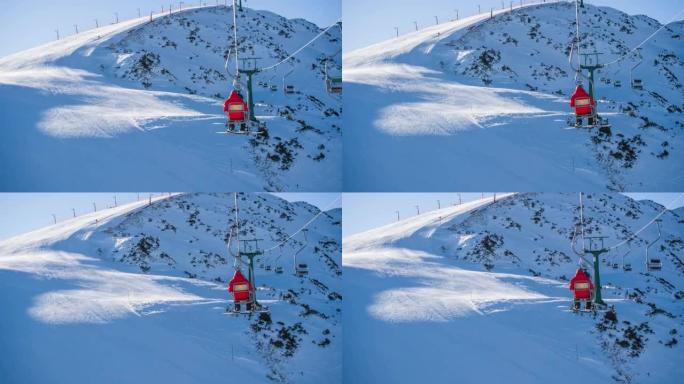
[580,52,603,103]
[238,57,261,122]
[239,238,264,306]
[584,235,608,307]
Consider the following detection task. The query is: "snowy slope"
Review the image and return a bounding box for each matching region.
[344,1,683,191]
[343,193,684,383]
[0,193,342,384]
[0,5,341,191]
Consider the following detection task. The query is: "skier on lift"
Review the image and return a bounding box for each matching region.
[570,84,596,128]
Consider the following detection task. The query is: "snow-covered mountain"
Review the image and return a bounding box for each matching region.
[343,193,683,383]
[344,1,683,191]
[0,193,342,384]
[0,5,341,191]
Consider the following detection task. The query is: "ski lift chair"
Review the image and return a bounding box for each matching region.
[224,90,249,133]
[270,84,278,92]
[569,268,594,312]
[284,85,295,94]
[646,220,663,272]
[612,263,619,269]
[275,266,283,274]
[614,80,622,88]
[632,79,643,90]
[326,77,342,94]
[623,263,632,272]
[647,258,662,271]
[295,263,309,277]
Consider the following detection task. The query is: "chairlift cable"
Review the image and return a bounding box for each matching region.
[260,18,342,72]
[574,0,581,71]
[602,6,684,67]
[232,0,240,76]
[608,193,684,250]
[263,195,341,253]
[233,192,242,268]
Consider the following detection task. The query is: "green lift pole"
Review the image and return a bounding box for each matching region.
[238,0,243,11]
[584,236,608,306]
[580,52,603,102]
[240,239,263,305]
[238,57,261,122]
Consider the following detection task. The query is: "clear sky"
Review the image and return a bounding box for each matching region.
[0,192,340,241]
[0,0,341,58]
[343,193,498,236]
[343,193,684,237]
[344,0,684,52]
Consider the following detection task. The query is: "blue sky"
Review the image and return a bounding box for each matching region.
[0,193,340,241]
[0,0,340,58]
[343,193,684,237]
[344,0,684,52]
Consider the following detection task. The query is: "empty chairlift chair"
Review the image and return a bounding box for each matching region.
[631,59,643,90]
[324,61,342,94]
[293,229,309,277]
[295,263,309,277]
[326,76,342,94]
[648,258,662,271]
[646,219,663,272]
[632,79,643,90]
